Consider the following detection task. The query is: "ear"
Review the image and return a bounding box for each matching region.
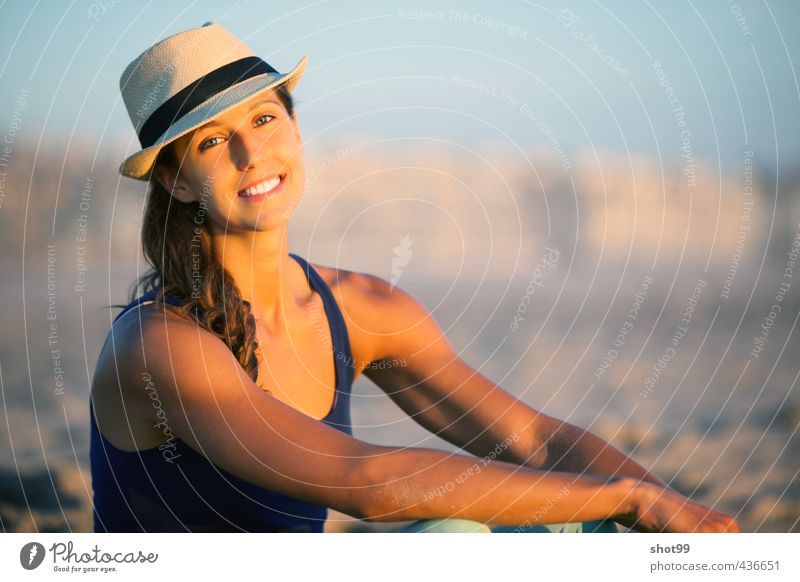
[153,162,195,204]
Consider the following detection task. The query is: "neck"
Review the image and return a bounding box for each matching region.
[209,224,310,335]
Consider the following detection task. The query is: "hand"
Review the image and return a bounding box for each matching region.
[618,481,741,533]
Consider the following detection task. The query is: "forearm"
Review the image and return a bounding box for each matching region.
[454,411,666,488]
[535,420,667,487]
[357,444,638,526]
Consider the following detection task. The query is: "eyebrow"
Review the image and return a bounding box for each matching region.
[197,98,281,130]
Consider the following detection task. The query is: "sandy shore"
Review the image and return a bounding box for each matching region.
[2,262,798,532]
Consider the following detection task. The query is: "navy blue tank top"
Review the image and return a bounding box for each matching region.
[90,253,354,532]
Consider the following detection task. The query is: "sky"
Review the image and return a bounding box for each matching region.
[1,0,798,167]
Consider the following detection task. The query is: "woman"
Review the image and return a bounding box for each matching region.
[89,22,740,533]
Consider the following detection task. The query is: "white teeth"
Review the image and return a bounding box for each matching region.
[240,176,281,197]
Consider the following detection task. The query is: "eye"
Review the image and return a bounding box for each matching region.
[254,113,275,127]
[199,136,223,151]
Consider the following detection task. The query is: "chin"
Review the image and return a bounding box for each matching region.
[245,213,293,233]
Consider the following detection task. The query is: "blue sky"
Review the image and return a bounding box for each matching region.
[1,0,798,166]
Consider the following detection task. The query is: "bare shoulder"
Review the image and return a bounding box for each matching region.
[107,300,234,384]
[93,301,185,385]
[310,262,413,325]
[91,301,204,449]
[103,301,198,362]
[311,262,390,301]
[310,262,451,365]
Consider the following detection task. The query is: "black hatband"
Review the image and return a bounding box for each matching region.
[138,56,277,148]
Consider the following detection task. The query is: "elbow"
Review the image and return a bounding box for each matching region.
[356,505,386,523]
[530,416,560,469]
[357,494,414,523]
[344,481,383,522]
[345,459,391,523]
[528,438,550,470]
[343,451,415,523]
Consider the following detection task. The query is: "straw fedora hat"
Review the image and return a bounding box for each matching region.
[118,22,307,180]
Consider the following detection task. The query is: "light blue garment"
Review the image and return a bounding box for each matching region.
[394,519,492,533]
[491,519,618,533]
[395,518,618,533]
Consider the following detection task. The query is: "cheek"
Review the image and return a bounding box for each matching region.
[193,175,216,199]
[293,161,305,186]
[182,173,230,223]
[286,142,305,184]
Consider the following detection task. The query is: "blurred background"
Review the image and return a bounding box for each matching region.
[1,0,799,532]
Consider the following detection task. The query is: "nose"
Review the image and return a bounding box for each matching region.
[231,129,267,171]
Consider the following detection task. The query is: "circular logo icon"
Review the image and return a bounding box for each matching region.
[20,542,46,570]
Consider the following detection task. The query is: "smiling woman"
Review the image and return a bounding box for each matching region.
[158,88,302,234]
[88,21,741,533]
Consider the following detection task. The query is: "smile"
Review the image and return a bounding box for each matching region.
[237,174,285,200]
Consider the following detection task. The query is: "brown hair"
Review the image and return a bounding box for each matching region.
[131,83,296,383]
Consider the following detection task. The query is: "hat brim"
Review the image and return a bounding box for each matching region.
[119,55,307,180]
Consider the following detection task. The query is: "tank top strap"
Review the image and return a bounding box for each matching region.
[289,253,355,379]
[113,291,185,324]
[289,253,355,434]
[114,260,354,433]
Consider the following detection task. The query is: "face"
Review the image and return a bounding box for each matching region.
[155,87,304,234]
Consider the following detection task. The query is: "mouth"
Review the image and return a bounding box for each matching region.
[237,174,285,201]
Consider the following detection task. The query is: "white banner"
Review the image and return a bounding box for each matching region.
[1,533,798,581]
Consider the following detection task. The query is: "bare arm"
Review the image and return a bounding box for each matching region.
[533,417,667,487]
[358,277,665,487]
[110,304,734,531]
[358,446,736,532]
[368,354,666,487]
